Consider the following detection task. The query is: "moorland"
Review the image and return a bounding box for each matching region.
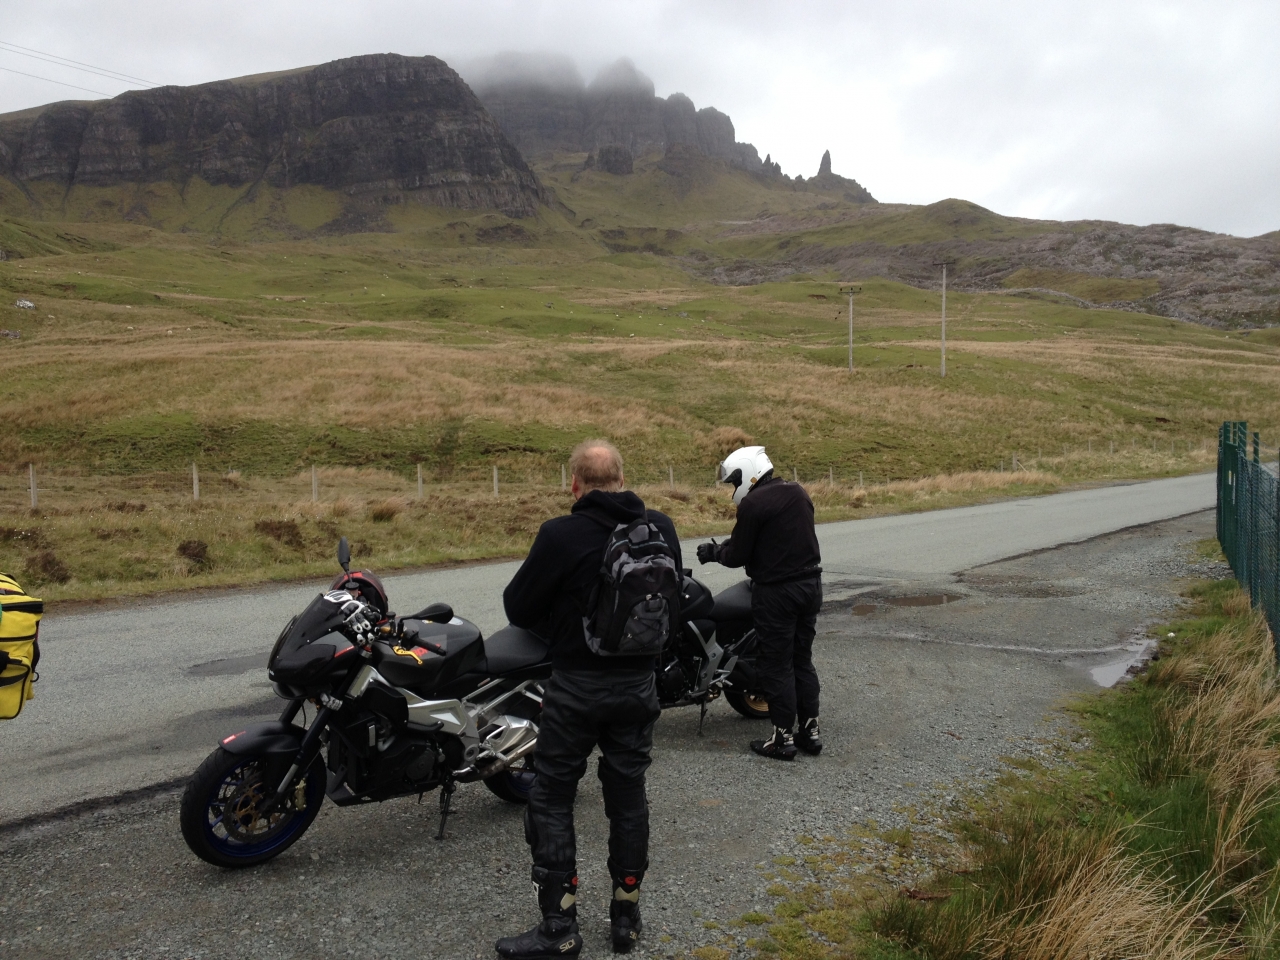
[1,70,1277,602]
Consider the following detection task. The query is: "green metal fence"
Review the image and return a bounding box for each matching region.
[1218,421,1280,651]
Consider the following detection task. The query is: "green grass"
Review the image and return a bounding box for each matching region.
[1002,267,1160,303]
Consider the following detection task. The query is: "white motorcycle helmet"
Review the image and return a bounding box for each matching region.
[717,445,775,506]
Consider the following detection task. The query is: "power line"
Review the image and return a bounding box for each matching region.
[0,40,158,86]
[0,64,112,97]
[0,44,152,88]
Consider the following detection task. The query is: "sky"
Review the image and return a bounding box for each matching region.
[2,0,1277,237]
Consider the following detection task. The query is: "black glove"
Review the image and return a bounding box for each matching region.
[696,540,719,565]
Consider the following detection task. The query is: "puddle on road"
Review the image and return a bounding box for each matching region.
[886,593,963,608]
[1090,640,1156,687]
[852,594,964,615]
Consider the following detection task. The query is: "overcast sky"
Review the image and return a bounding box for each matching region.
[3,0,1277,237]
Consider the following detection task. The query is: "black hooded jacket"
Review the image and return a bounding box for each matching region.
[717,475,822,584]
[503,490,683,672]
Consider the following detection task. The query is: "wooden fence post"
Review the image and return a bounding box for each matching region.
[193,462,200,501]
[417,463,423,499]
[312,465,318,502]
[493,465,499,498]
[28,463,37,509]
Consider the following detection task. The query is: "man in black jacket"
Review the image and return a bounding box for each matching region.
[697,444,822,761]
[496,439,680,959]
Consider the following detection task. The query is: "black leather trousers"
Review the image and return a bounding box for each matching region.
[525,668,660,883]
[752,577,822,731]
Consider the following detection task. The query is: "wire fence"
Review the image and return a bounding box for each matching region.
[1218,421,1280,655]
[0,435,1217,512]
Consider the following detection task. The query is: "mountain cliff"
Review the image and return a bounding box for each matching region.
[0,54,545,217]
[464,55,765,172]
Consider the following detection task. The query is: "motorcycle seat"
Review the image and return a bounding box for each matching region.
[709,580,753,622]
[482,625,552,674]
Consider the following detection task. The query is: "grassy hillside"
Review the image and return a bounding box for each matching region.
[0,160,1276,600]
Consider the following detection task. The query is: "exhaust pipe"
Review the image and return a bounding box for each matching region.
[453,727,538,783]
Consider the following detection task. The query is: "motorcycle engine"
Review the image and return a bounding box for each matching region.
[404,745,436,784]
[658,657,693,701]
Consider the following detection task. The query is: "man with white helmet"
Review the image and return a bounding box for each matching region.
[696,445,823,760]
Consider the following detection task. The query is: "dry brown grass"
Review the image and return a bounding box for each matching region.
[368,497,407,523]
[803,469,1061,518]
[0,464,1067,602]
[707,425,754,455]
[979,825,1228,960]
[1152,602,1280,806]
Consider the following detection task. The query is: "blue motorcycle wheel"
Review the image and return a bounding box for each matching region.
[181,747,326,868]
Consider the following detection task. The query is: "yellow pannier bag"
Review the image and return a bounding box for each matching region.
[0,571,42,719]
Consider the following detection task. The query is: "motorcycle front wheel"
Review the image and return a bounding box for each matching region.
[180,747,326,868]
[725,690,771,720]
[482,752,537,805]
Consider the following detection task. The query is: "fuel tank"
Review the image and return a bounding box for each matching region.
[372,617,484,690]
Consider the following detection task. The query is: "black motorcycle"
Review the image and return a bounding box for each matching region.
[179,539,552,868]
[656,574,770,724]
[482,573,770,729]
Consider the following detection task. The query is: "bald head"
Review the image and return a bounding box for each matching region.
[569,439,624,497]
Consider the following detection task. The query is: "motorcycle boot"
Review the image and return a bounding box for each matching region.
[608,861,645,953]
[795,716,823,755]
[750,725,798,761]
[495,868,583,959]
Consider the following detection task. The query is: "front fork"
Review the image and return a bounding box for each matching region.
[264,699,332,813]
[279,698,303,726]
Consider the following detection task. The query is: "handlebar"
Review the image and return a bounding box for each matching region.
[389,621,448,658]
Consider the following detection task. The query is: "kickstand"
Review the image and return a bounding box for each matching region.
[698,700,708,737]
[435,781,456,841]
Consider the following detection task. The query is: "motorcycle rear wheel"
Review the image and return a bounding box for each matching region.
[726,690,771,720]
[482,753,537,805]
[180,747,326,868]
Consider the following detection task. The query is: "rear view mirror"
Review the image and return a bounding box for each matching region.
[408,602,454,623]
[338,537,351,572]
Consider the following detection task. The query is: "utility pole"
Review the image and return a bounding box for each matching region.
[839,286,860,371]
[932,260,955,377]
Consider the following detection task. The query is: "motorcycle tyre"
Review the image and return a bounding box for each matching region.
[725,689,771,720]
[482,753,536,805]
[181,746,326,869]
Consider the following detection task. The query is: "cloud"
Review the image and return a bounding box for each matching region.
[1,0,1276,236]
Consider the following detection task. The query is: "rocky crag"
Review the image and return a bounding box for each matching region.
[706,199,1280,327]
[466,55,765,172]
[798,149,875,203]
[0,54,544,217]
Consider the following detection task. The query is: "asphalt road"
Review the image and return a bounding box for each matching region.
[0,472,1213,824]
[0,507,1224,959]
